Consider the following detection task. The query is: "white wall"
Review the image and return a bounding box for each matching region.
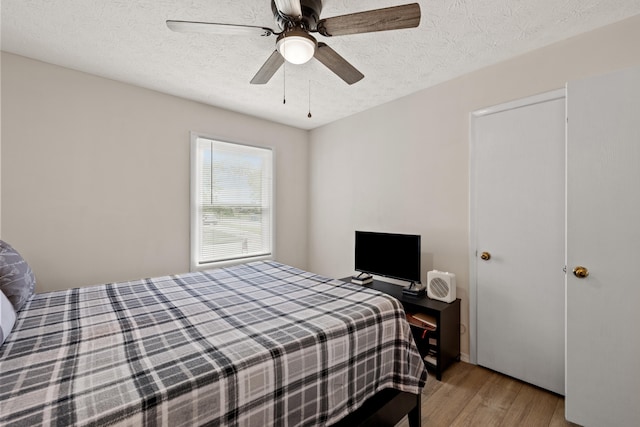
[308,14,640,359]
[1,53,309,292]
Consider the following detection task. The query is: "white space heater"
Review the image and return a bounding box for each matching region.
[426,270,456,303]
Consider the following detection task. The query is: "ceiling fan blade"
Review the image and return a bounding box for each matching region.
[314,43,364,85]
[317,3,420,37]
[273,0,302,18]
[250,50,285,84]
[166,20,275,37]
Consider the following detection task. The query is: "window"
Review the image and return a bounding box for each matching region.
[191,134,273,269]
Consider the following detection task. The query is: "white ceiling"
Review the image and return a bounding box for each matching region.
[2,1,640,130]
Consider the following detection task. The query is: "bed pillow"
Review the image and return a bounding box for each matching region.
[0,240,36,311]
[1,290,17,346]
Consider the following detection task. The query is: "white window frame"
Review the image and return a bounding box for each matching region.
[190,132,275,271]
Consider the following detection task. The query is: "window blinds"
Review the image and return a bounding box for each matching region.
[194,137,273,264]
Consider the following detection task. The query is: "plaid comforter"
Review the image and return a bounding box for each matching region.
[0,261,427,426]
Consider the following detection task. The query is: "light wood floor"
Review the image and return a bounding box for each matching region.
[397,362,580,427]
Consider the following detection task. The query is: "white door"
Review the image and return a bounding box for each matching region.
[471,90,566,394]
[565,66,640,426]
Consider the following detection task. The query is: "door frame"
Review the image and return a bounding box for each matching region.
[468,88,566,364]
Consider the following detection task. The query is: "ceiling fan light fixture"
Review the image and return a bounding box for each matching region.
[276,29,317,64]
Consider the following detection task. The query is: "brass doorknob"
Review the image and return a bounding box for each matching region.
[573,266,589,278]
[480,252,491,261]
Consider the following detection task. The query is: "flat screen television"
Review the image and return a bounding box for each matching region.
[355,231,421,283]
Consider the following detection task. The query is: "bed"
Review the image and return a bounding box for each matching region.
[0,260,427,426]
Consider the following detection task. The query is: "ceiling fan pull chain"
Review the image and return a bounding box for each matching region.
[282,44,286,104]
[308,80,312,118]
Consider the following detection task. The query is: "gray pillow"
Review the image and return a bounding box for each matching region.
[0,240,36,311]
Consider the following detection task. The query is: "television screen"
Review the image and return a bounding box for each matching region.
[355,231,421,283]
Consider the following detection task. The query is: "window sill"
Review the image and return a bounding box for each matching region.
[191,254,273,272]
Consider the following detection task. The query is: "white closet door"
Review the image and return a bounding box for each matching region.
[565,66,640,426]
[471,91,565,394]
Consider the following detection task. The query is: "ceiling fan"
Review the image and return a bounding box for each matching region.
[167,0,421,85]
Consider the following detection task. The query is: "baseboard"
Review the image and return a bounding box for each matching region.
[460,352,470,363]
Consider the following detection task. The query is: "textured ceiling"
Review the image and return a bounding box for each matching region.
[2,1,640,130]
